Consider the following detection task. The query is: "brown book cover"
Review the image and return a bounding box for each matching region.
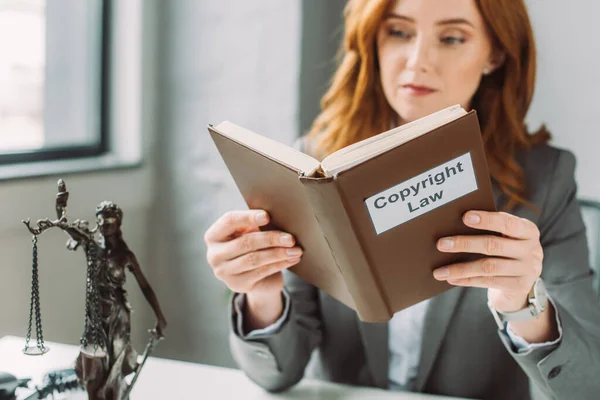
[208,108,496,322]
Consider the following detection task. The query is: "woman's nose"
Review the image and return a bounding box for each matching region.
[405,36,433,73]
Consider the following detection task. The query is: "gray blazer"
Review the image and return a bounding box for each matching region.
[228,143,600,400]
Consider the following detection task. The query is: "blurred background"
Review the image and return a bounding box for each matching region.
[0,0,598,371]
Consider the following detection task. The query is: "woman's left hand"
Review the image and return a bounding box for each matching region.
[433,210,544,313]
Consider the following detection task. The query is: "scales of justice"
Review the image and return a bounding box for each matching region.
[20,179,167,400]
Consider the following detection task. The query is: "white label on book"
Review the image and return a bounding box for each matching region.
[364,152,478,235]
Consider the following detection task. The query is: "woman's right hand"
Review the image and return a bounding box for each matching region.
[204,209,303,328]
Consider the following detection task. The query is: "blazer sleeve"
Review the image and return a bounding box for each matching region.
[228,270,323,392]
[228,135,323,392]
[498,149,600,399]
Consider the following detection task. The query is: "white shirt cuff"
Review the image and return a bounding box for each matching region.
[506,295,563,353]
[233,289,291,339]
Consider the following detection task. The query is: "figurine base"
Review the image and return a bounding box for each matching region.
[80,344,107,358]
[23,345,50,355]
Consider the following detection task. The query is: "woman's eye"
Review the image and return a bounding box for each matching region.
[388,29,411,39]
[441,36,466,45]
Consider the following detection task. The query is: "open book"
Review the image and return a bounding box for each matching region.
[208,105,496,322]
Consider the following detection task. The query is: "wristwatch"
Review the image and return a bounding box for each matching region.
[488,277,548,330]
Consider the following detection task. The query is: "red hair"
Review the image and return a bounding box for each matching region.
[307,0,549,210]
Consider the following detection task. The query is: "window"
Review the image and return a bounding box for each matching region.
[0,0,142,180]
[0,0,108,165]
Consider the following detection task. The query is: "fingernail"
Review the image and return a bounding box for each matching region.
[280,234,293,245]
[286,247,302,256]
[255,211,268,225]
[287,256,301,263]
[433,267,449,280]
[465,213,480,225]
[438,238,454,249]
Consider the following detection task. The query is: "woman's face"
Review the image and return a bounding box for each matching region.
[376,0,498,123]
[97,213,119,237]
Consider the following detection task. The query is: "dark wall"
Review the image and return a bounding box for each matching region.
[298,0,346,137]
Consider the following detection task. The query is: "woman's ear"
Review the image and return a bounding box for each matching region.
[483,50,506,75]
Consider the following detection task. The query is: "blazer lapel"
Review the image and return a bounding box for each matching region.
[414,286,467,392]
[357,320,389,389]
[357,288,466,391]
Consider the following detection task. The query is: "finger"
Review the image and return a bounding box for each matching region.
[218,230,297,263]
[227,257,301,292]
[204,210,269,243]
[226,245,303,275]
[437,234,529,258]
[433,257,531,281]
[462,211,539,240]
[206,230,298,267]
[246,257,301,286]
[446,275,528,292]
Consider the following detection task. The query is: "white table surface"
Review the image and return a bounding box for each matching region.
[0,336,468,399]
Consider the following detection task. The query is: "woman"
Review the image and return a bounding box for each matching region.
[204,0,600,398]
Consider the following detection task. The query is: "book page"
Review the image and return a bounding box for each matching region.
[320,105,466,176]
[213,121,322,176]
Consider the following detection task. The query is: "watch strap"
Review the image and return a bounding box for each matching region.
[498,304,540,321]
[488,301,539,330]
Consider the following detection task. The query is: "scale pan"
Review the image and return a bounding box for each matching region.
[23,345,50,356]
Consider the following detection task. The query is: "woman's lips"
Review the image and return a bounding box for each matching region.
[401,84,437,96]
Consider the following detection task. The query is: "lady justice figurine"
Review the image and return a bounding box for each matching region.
[22,179,167,400]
